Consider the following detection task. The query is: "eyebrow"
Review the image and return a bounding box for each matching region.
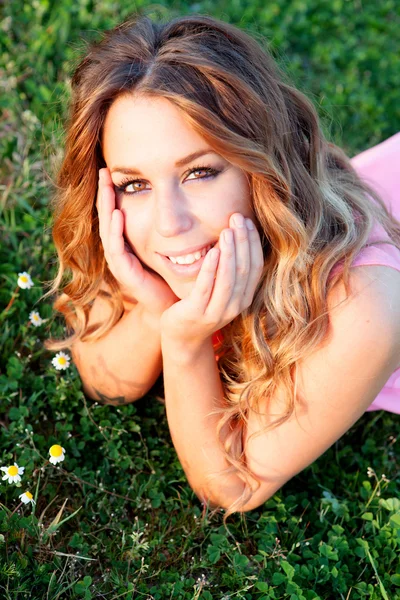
[110,149,218,176]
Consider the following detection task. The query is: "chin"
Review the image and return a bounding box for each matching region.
[168,280,195,301]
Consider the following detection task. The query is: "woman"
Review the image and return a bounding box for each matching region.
[46,13,400,520]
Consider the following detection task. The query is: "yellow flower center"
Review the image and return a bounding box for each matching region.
[20,275,28,283]
[58,357,67,366]
[8,466,18,476]
[50,444,63,457]
[25,491,33,500]
[33,315,39,321]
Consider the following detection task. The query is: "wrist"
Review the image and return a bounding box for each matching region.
[137,303,163,333]
[161,333,214,365]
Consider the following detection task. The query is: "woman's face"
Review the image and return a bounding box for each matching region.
[102,94,255,299]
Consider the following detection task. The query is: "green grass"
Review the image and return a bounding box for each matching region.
[1,1,399,598]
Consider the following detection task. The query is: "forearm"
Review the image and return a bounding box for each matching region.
[161,334,245,509]
[72,303,163,404]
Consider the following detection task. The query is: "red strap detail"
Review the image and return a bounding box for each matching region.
[212,329,226,362]
[212,329,224,348]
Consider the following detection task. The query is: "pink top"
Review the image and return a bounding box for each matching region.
[212,132,400,415]
[348,132,400,414]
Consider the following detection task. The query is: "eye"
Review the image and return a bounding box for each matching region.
[186,165,220,182]
[114,179,147,194]
[114,164,221,196]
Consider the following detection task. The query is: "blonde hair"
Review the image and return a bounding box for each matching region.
[45,13,400,521]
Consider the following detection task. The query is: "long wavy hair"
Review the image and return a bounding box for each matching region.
[45,13,400,521]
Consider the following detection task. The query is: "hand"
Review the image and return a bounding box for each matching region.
[159,213,264,346]
[97,168,180,316]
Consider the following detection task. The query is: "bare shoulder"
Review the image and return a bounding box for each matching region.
[329,263,400,303]
[67,279,138,346]
[98,279,138,310]
[328,264,400,367]
[69,280,138,370]
[87,279,138,327]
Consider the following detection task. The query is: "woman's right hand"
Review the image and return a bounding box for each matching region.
[96,167,180,316]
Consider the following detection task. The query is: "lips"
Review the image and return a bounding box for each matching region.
[168,243,215,265]
[158,242,217,277]
[159,240,217,259]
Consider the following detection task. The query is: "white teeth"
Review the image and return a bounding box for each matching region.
[168,244,212,265]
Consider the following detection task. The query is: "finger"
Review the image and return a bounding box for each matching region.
[97,168,115,252]
[108,209,126,258]
[205,227,237,316]
[229,213,251,309]
[242,218,264,307]
[108,209,142,287]
[189,246,220,313]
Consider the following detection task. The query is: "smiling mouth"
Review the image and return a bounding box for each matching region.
[165,242,216,265]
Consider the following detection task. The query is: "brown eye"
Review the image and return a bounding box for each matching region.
[115,165,220,196]
[115,179,148,195]
[125,181,146,193]
[186,165,220,181]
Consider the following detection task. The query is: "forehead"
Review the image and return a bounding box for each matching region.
[102,94,208,165]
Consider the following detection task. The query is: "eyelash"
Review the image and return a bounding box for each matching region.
[114,164,221,195]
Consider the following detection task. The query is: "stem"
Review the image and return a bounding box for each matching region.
[9,501,23,518]
[0,286,19,319]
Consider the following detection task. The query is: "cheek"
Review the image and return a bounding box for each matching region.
[220,176,251,210]
[119,209,148,251]
[219,194,252,221]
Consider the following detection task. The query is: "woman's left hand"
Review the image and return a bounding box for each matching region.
[159,213,264,347]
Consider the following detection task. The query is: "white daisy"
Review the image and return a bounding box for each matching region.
[17,272,34,289]
[51,352,70,371]
[49,444,66,465]
[29,310,44,327]
[19,491,36,505]
[1,462,25,484]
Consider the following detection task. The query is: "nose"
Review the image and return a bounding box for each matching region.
[154,185,193,238]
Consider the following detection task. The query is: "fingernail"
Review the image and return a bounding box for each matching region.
[99,169,104,182]
[233,214,244,228]
[245,218,255,230]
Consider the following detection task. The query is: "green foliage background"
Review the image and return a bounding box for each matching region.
[0,1,399,599]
